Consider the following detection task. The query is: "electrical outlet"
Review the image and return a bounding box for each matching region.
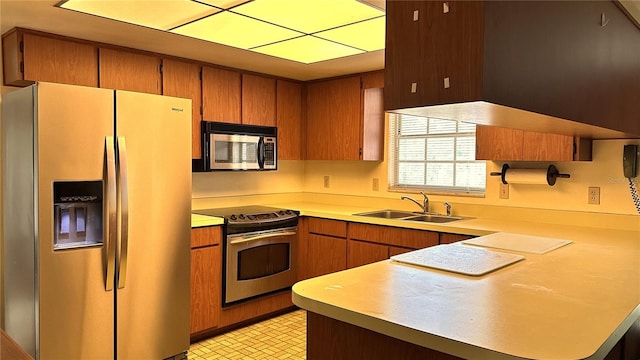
[372,178,379,191]
[499,183,509,199]
[324,175,330,188]
[588,187,600,205]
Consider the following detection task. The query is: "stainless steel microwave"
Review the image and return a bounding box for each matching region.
[200,121,277,171]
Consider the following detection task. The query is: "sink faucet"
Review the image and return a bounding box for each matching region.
[401,192,429,213]
[444,202,452,216]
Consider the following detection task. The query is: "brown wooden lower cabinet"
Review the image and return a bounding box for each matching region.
[307,312,462,360]
[190,226,222,336]
[190,244,221,334]
[307,312,636,360]
[307,234,347,278]
[439,233,475,244]
[347,240,389,269]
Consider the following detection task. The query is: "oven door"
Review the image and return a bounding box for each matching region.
[225,227,297,305]
[210,133,261,170]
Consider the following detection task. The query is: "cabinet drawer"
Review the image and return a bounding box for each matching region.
[307,218,347,238]
[439,233,475,244]
[191,226,222,248]
[349,223,438,249]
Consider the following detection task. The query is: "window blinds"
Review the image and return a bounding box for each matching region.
[388,114,486,195]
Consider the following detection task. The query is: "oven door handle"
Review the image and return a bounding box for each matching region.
[229,231,297,245]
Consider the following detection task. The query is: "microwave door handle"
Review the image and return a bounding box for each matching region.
[229,231,297,245]
[257,137,265,169]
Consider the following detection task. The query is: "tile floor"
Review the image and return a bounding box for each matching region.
[188,310,306,360]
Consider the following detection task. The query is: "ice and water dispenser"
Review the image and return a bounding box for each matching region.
[53,181,103,250]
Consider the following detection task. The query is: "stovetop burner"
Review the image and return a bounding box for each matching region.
[193,205,299,233]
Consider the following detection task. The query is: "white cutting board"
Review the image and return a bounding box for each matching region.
[462,232,572,254]
[391,244,525,276]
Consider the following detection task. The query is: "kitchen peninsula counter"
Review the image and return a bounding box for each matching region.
[285,202,640,360]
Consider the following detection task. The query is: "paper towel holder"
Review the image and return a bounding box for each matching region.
[490,164,571,186]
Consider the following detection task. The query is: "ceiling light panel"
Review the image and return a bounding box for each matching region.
[171,11,303,49]
[194,0,252,9]
[59,0,220,31]
[231,0,385,34]
[315,16,385,51]
[252,35,364,64]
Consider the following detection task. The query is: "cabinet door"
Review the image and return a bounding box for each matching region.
[242,74,276,126]
[436,1,483,104]
[202,66,241,123]
[348,240,388,269]
[439,233,474,244]
[384,1,428,110]
[307,234,347,278]
[190,245,221,334]
[99,48,161,94]
[306,76,361,160]
[162,59,202,159]
[276,80,303,160]
[361,71,384,161]
[475,125,523,161]
[522,131,574,161]
[389,246,413,257]
[21,32,98,87]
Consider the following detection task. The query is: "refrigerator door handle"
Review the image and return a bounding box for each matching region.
[116,136,130,289]
[105,137,117,291]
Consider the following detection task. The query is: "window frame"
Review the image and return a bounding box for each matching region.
[388,113,486,197]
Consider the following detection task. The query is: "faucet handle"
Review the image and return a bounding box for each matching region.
[420,191,428,199]
[444,202,452,216]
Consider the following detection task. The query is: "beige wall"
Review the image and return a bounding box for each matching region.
[302,139,640,216]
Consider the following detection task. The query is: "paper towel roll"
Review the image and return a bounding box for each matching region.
[504,168,551,185]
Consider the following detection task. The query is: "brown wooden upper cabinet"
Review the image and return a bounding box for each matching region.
[202,66,241,124]
[276,80,303,160]
[2,29,98,87]
[384,1,640,137]
[242,74,276,127]
[476,125,592,161]
[99,48,161,94]
[305,71,384,161]
[162,59,202,159]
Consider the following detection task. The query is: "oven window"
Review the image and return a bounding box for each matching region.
[238,243,290,280]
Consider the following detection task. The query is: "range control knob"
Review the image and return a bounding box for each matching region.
[247,215,255,220]
[239,214,245,220]
[278,210,285,216]
[229,215,237,221]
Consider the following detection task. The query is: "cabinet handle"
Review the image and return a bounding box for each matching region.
[411,82,417,93]
[413,10,419,21]
[444,77,450,89]
[443,2,450,14]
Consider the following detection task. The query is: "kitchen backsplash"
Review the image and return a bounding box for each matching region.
[193,139,640,217]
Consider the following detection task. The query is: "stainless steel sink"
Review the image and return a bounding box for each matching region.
[354,210,468,223]
[403,214,464,223]
[353,209,417,219]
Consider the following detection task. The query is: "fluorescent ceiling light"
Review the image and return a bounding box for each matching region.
[252,35,364,64]
[231,0,384,34]
[59,0,220,31]
[57,0,386,64]
[171,11,303,49]
[196,0,252,9]
[315,16,385,52]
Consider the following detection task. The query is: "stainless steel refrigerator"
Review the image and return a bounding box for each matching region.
[2,82,192,359]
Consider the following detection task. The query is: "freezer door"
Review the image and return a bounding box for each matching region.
[114,90,191,359]
[35,82,115,359]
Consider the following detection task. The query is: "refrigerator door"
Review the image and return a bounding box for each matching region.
[35,82,116,359]
[114,90,191,359]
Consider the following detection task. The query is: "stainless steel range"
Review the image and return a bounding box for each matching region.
[193,206,299,306]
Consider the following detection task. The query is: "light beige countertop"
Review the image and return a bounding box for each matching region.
[191,213,224,228]
[281,201,640,360]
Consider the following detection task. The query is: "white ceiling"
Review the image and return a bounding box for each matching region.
[0,0,386,81]
[1,1,639,82]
